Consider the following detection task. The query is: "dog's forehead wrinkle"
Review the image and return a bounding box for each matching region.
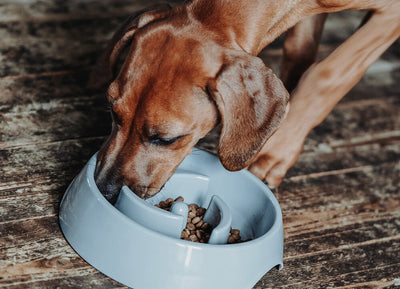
[136,23,222,76]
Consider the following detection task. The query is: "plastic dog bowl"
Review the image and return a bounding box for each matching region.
[59,148,283,289]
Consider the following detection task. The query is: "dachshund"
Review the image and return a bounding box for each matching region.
[89,0,400,203]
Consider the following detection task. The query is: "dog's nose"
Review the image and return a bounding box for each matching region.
[97,183,121,205]
[96,179,122,204]
[128,184,161,199]
[94,158,123,204]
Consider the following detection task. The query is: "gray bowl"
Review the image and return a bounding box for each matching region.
[59,148,283,289]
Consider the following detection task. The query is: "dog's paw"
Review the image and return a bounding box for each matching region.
[248,155,287,188]
[248,120,306,188]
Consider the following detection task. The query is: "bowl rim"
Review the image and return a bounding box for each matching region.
[83,148,283,248]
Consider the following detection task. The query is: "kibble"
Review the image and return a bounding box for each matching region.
[196,207,206,216]
[195,219,204,228]
[181,230,189,239]
[188,211,196,219]
[156,196,250,244]
[192,216,201,224]
[189,234,199,242]
[187,222,196,231]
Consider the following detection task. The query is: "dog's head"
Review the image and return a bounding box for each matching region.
[91,4,289,203]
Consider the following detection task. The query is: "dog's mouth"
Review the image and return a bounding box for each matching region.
[95,176,164,203]
[94,154,167,202]
[95,179,122,204]
[129,184,164,199]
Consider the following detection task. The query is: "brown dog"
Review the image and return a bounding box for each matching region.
[90,0,400,203]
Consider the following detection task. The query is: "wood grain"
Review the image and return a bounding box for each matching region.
[0,0,399,288]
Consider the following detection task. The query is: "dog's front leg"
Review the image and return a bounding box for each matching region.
[281,14,327,92]
[249,6,400,187]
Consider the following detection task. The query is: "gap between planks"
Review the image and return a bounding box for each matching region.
[313,264,399,289]
[301,131,400,154]
[0,70,82,82]
[288,163,400,184]
[284,234,400,261]
[0,135,107,150]
[0,265,98,287]
[267,263,400,289]
[284,210,400,238]
[0,213,56,226]
[288,165,375,182]
[332,279,396,289]
[0,11,138,24]
[0,1,163,24]
[288,158,399,183]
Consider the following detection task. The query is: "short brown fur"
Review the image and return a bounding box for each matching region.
[91,0,400,202]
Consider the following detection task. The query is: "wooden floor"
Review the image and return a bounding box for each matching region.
[1,1,400,288]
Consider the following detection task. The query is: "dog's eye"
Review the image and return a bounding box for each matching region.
[148,135,182,146]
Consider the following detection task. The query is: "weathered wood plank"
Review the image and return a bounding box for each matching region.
[256,262,400,288]
[0,216,124,289]
[0,216,88,278]
[0,94,110,149]
[278,162,400,220]
[303,96,400,152]
[0,192,58,223]
[0,70,90,111]
[0,17,121,77]
[1,270,127,289]
[0,0,162,22]
[0,70,110,149]
[0,137,104,198]
[289,138,400,177]
[284,212,400,254]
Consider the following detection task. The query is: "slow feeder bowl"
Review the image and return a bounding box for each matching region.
[59,148,283,289]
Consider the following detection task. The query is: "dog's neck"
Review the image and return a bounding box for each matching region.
[188,0,314,55]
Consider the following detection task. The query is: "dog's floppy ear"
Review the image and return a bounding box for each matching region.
[207,52,289,171]
[88,3,172,89]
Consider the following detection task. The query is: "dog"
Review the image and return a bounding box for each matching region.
[89,0,400,203]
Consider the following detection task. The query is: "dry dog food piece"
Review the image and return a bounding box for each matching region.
[185,198,212,243]
[227,228,242,244]
[155,197,175,211]
[156,196,250,244]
